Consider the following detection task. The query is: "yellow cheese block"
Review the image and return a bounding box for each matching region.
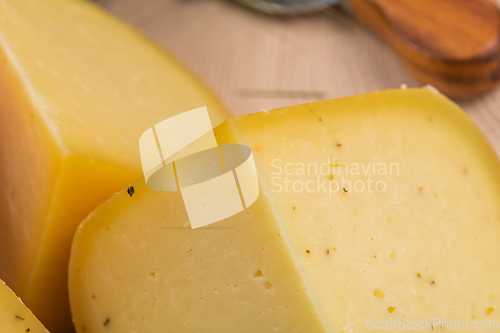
[69,88,500,332]
[0,279,49,333]
[0,0,228,331]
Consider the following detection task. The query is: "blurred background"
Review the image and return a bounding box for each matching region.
[90,0,500,153]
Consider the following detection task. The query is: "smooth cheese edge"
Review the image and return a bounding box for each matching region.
[0,47,138,330]
[0,0,229,174]
[0,0,229,331]
[69,88,500,332]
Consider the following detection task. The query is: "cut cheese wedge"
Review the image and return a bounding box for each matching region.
[0,279,49,333]
[69,88,500,332]
[0,0,228,331]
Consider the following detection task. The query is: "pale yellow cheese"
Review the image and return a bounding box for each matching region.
[0,279,49,333]
[69,88,500,332]
[0,0,228,331]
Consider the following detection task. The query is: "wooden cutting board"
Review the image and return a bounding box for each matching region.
[92,0,500,154]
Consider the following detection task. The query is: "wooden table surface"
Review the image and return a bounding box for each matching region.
[94,0,500,154]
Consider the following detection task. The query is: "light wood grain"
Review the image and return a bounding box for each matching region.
[92,0,500,154]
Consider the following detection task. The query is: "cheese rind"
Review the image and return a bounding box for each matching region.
[0,0,228,331]
[69,88,500,332]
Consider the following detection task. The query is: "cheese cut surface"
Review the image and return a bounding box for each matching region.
[69,88,500,332]
[0,0,228,331]
[0,279,49,333]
